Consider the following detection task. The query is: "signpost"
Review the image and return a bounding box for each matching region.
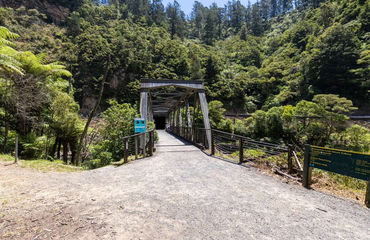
[303,145,370,207]
[134,118,146,133]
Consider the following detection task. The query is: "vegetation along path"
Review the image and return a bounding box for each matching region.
[1,130,369,239]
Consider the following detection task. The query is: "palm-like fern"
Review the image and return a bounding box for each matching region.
[0,26,23,75]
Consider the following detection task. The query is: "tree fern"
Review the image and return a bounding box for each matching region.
[0,26,23,75]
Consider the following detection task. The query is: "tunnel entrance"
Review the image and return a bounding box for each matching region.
[154,116,166,130]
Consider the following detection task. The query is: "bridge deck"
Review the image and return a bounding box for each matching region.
[1,130,369,239]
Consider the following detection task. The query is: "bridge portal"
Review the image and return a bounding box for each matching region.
[140,79,212,148]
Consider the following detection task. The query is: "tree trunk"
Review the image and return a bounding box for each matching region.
[45,135,49,160]
[57,138,62,159]
[76,56,110,166]
[70,137,77,165]
[51,136,59,159]
[3,123,8,153]
[62,139,69,164]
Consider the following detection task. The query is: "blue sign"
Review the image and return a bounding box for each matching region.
[134,118,146,133]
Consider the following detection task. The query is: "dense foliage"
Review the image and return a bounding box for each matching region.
[0,0,369,168]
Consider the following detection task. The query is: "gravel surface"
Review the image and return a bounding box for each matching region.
[1,130,369,239]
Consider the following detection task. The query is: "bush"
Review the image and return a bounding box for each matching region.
[83,147,113,170]
[100,100,137,161]
[21,133,47,159]
[330,125,370,152]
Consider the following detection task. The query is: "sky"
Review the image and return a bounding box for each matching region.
[162,0,253,16]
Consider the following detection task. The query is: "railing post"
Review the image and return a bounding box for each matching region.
[366,178,370,208]
[239,137,244,164]
[211,130,215,155]
[149,131,154,156]
[143,133,147,157]
[193,128,197,143]
[288,144,293,173]
[303,144,312,188]
[123,138,128,163]
[134,135,138,159]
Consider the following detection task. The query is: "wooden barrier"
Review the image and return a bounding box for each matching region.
[303,145,370,207]
[123,130,155,163]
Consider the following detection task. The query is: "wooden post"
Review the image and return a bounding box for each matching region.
[14,134,18,164]
[149,131,154,156]
[178,106,182,137]
[211,131,215,155]
[239,137,244,164]
[186,100,191,141]
[288,145,293,173]
[143,133,147,158]
[123,138,128,163]
[134,135,138,159]
[303,145,312,188]
[366,178,370,208]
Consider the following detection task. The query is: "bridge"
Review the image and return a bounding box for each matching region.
[140,79,212,148]
[1,80,369,239]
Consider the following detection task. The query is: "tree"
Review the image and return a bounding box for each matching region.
[208,100,226,129]
[251,2,263,36]
[203,9,218,45]
[100,100,137,161]
[50,93,83,163]
[150,0,166,26]
[190,1,205,39]
[0,27,22,74]
[166,0,186,39]
[304,24,362,103]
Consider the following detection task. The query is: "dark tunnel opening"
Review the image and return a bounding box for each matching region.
[154,116,166,130]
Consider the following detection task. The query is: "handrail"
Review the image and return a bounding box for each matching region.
[122,129,155,163]
[123,130,155,140]
[198,128,288,150]
[168,126,294,172]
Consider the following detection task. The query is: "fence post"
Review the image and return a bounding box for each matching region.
[211,131,215,155]
[366,178,370,208]
[149,131,154,156]
[123,138,128,163]
[288,144,293,173]
[134,135,138,159]
[143,133,147,158]
[303,144,312,188]
[193,128,197,143]
[239,137,244,164]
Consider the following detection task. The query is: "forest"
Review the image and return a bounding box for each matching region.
[0,0,369,168]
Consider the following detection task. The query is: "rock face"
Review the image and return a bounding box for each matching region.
[0,0,81,24]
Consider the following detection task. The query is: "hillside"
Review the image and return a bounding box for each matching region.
[0,0,368,113]
[0,0,369,168]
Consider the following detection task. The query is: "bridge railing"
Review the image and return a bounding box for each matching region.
[122,130,155,163]
[167,126,295,172]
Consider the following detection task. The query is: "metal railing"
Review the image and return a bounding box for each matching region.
[122,130,155,163]
[168,126,295,172]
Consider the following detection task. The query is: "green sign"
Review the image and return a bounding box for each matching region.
[309,146,370,181]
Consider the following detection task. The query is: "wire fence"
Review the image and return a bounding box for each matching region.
[168,126,297,172]
[122,130,155,163]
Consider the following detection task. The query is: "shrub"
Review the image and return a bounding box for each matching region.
[330,125,370,152]
[21,133,47,159]
[100,100,137,161]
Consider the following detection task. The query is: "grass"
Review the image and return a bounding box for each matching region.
[0,154,82,173]
[213,149,368,204]
[311,169,367,203]
[0,154,13,162]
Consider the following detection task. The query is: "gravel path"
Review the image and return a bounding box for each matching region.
[1,130,369,239]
